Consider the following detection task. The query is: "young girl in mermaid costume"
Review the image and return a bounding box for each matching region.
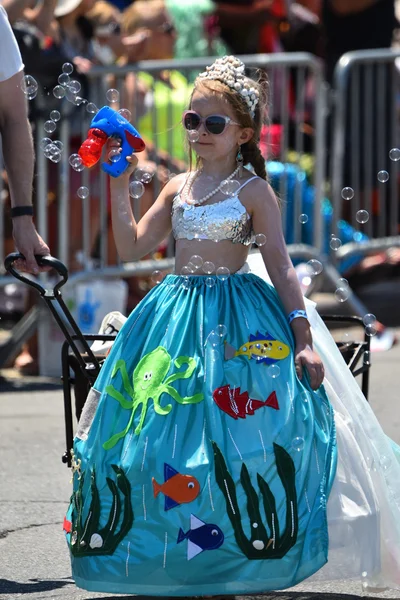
[66,56,400,595]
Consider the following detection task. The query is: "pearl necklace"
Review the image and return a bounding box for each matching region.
[183,166,241,206]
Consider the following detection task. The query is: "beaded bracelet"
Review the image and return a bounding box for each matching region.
[288,309,308,325]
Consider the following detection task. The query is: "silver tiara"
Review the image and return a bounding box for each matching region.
[197,55,259,118]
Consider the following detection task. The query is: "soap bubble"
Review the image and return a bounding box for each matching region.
[379,455,392,470]
[65,87,77,102]
[86,102,98,114]
[189,255,203,269]
[337,277,349,289]
[58,73,70,86]
[185,262,196,273]
[299,213,308,224]
[108,148,121,163]
[300,391,309,403]
[389,147,400,161]
[365,324,377,337]
[50,110,61,122]
[356,210,369,224]
[255,233,266,247]
[77,186,89,199]
[335,287,350,302]
[69,153,84,171]
[306,259,323,276]
[44,144,57,159]
[134,168,153,184]
[129,180,145,199]
[330,236,342,251]
[106,88,119,103]
[68,80,81,94]
[216,266,230,281]
[53,140,63,151]
[220,179,240,195]
[377,170,389,183]
[182,264,194,276]
[151,270,163,284]
[205,277,215,288]
[209,331,221,347]
[62,62,74,75]
[50,152,62,163]
[216,324,227,338]
[181,276,191,290]
[202,261,215,274]
[40,137,52,151]
[53,85,66,99]
[362,313,376,326]
[267,364,280,379]
[341,187,354,200]
[188,129,199,143]
[292,436,305,451]
[44,120,56,133]
[118,108,132,121]
[72,95,85,106]
[21,75,38,97]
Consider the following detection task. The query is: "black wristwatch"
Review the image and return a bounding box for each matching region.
[10,206,34,218]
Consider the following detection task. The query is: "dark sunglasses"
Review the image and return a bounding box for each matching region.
[182,110,240,135]
[95,22,121,38]
[157,22,176,36]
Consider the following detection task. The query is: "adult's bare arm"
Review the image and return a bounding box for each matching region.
[25,0,58,36]
[0,71,34,210]
[2,0,31,24]
[0,71,50,272]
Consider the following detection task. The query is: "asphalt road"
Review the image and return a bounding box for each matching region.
[1,328,400,600]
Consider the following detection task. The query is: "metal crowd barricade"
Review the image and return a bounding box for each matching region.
[331,48,400,268]
[1,53,333,371]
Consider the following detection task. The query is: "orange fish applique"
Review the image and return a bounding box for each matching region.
[152,464,200,511]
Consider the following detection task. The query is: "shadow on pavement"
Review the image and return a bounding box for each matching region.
[0,577,72,594]
[80,593,391,600]
[0,374,62,393]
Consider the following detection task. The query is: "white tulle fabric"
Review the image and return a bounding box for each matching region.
[244,252,400,591]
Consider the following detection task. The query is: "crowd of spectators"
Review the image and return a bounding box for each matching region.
[1,0,399,373]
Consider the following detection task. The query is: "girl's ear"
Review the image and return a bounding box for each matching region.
[239,128,254,145]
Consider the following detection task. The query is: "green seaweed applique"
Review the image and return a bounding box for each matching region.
[103,346,204,449]
[69,464,133,557]
[212,441,298,559]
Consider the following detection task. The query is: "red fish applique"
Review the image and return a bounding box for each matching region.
[213,385,279,419]
[63,516,72,533]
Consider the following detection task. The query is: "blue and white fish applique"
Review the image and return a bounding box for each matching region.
[177,514,224,560]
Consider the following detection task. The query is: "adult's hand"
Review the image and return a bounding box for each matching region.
[12,216,50,274]
[73,56,94,74]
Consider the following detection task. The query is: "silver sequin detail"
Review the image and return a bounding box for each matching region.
[171,194,254,245]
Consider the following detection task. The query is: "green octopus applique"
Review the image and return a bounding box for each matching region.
[103,346,204,450]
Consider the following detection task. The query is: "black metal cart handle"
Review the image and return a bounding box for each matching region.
[4,253,69,295]
[4,251,102,377]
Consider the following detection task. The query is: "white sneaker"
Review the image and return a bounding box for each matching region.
[90,311,127,356]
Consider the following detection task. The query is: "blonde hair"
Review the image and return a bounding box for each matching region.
[188,71,269,181]
[122,0,165,35]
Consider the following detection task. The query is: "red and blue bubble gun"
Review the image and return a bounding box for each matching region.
[78,106,146,177]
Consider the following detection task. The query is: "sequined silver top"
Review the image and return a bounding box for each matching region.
[171,176,258,245]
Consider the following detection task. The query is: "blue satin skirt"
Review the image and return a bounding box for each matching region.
[67,273,337,595]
